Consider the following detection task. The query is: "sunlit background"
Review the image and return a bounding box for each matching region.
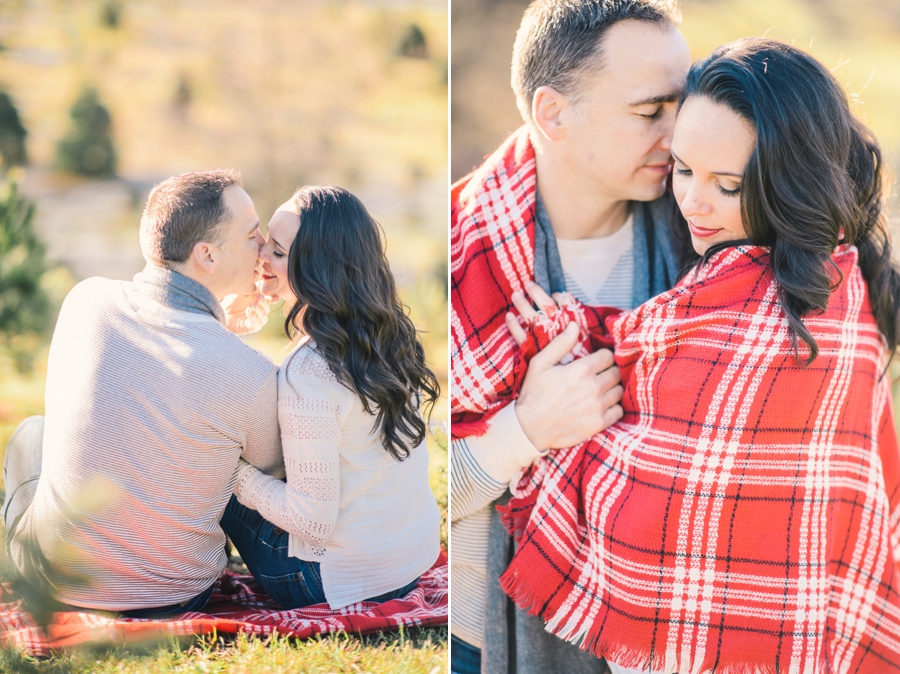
[0,0,448,441]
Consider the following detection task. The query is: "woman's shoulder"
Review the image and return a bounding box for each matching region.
[280,339,355,402]
[283,339,338,381]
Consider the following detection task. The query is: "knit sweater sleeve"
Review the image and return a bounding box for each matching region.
[234,347,346,556]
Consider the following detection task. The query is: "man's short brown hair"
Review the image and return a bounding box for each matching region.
[139,170,241,264]
[511,0,679,121]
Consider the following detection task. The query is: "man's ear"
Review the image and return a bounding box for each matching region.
[189,241,218,276]
[532,86,568,142]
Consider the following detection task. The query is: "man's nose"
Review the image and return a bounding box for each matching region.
[657,106,677,152]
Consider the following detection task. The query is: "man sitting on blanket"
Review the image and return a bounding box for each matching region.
[449,0,690,672]
[2,170,284,618]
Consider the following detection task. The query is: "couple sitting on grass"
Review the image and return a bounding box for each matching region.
[2,173,441,618]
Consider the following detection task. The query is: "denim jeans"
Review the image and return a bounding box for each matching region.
[220,495,419,610]
[118,583,214,619]
[451,634,482,674]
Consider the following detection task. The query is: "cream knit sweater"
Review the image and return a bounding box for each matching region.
[234,339,440,609]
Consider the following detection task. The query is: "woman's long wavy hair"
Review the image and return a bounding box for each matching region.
[283,185,440,461]
[675,38,900,364]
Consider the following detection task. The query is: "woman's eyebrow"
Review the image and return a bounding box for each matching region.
[671,150,742,177]
[270,236,288,251]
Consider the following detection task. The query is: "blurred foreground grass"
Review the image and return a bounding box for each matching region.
[0,630,445,674]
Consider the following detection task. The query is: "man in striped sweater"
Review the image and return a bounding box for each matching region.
[450,1,690,672]
[2,170,284,617]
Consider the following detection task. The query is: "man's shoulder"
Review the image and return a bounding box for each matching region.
[452,126,534,220]
[64,276,123,302]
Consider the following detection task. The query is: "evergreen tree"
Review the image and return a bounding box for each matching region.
[398,24,428,59]
[0,91,27,168]
[56,87,117,177]
[0,182,52,344]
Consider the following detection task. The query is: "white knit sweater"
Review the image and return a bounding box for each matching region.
[234,339,441,609]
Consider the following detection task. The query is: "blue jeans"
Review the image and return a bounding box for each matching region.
[451,634,482,674]
[220,495,419,609]
[118,583,214,619]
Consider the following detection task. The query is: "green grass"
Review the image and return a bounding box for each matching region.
[0,630,445,674]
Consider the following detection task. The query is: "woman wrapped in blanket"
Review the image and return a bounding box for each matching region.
[493,39,900,673]
[220,186,442,611]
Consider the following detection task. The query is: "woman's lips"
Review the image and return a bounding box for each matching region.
[688,220,722,238]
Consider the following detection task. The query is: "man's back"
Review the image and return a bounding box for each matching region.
[13,270,282,611]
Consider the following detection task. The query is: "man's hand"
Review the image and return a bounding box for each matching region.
[506,282,624,451]
[222,290,271,335]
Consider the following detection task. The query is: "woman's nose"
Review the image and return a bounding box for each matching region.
[680,181,712,218]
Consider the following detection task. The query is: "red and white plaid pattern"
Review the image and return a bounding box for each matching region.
[498,247,900,673]
[451,122,900,671]
[451,126,537,437]
[0,552,446,656]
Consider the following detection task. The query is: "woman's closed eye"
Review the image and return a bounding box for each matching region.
[718,183,741,197]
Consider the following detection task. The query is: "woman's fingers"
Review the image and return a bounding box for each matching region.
[511,290,537,320]
[505,312,528,346]
[524,282,558,315]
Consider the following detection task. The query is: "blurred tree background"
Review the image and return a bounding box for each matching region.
[0,0,448,447]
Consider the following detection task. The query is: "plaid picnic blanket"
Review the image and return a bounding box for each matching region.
[497,246,900,673]
[0,551,446,656]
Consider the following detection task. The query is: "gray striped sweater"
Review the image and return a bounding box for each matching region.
[12,266,284,610]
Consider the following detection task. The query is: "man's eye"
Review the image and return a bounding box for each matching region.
[638,108,662,120]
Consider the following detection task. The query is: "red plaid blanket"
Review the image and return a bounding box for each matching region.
[451,122,900,671]
[451,126,537,438]
[498,247,900,673]
[0,551,446,657]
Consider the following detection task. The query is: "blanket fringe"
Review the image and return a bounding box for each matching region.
[495,494,536,544]
[450,419,490,439]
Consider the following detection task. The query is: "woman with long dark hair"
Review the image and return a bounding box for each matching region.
[458,38,900,672]
[221,185,441,610]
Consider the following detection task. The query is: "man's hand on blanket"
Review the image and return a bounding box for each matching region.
[506,282,623,452]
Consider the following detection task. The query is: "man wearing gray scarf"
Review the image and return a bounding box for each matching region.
[2,170,283,617]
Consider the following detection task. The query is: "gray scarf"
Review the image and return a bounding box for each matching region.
[533,192,680,305]
[133,264,226,325]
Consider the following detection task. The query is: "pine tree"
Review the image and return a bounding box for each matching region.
[0,182,52,344]
[56,87,117,177]
[0,91,27,168]
[398,24,428,59]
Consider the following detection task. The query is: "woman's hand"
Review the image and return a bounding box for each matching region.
[505,281,624,451]
[504,282,569,346]
[222,287,271,335]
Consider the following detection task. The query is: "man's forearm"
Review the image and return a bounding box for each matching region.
[450,404,545,522]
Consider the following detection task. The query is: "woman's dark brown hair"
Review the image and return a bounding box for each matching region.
[283,185,440,461]
[678,38,900,363]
